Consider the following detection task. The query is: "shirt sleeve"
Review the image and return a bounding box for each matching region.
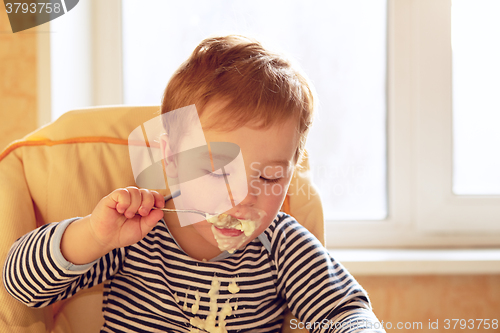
[269,214,386,333]
[2,218,125,308]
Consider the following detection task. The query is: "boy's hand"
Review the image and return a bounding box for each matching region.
[60,187,165,265]
[89,187,165,251]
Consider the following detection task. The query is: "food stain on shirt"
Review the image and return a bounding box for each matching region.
[228,277,239,294]
[190,275,242,333]
[191,289,200,315]
[183,288,189,311]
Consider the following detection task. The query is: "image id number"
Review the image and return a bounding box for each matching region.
[5,2,62,14]
[444,319,498,330]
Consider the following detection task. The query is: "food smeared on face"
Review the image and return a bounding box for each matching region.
[206,210,265,254]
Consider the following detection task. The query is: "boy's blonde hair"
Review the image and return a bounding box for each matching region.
[161,35,315,163]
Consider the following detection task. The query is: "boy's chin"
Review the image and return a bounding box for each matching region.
[209,230,258,253]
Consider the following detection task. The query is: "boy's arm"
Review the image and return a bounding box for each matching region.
[59,215,112,265]
[272,215,385,333]
[2,219,125,307]
[2,187,164,307]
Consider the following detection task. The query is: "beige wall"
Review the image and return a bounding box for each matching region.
[358,275,500,332]
[0,4,38,152]
[1,4,499,332]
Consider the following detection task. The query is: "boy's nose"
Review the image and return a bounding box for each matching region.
[233,189,257,208]
[228,176,257,208]
[225,190,264,222]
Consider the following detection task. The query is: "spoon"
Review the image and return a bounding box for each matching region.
[152,207,241,229]
[152,207,214,218]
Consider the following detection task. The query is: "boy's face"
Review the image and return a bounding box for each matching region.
[164,102,299,252]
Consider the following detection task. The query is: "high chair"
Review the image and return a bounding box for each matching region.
[0,106,324,333]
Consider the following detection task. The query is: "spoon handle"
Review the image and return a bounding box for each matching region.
[152,207,208,218]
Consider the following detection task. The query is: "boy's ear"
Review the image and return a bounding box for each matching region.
[160,133,178,179]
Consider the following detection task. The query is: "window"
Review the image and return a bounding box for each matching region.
[43,0,500,248]
[49,0,122,120]
[452,0,500,195]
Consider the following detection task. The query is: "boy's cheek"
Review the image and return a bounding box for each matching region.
[178,177,235,212]
[256,192,287,224]
[260,179,291,201]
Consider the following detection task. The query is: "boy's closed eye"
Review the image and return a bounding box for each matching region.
[204,170,229,179]
[205,170,282,184]
[259,176,282,184]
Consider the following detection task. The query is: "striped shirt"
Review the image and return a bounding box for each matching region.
[3,213,384,333]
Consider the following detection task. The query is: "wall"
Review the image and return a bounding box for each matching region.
[0,4,38,152]
[358,275,500,332]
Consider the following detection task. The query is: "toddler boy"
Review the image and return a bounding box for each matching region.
[3,35,384,333]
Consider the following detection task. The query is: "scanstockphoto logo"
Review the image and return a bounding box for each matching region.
[4,0,79,33]
[128,105,249,227]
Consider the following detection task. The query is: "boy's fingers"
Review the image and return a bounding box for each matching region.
[111,188,131,214]
[152,191,165,208]
[138,188,155,216]
[124,187,141,219]
[141,208,163,232]
[108,187,162,219]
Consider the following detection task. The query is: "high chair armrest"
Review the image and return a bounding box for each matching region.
[0,147,54,333]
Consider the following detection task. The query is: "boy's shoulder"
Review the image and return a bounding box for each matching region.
[257,212,325,265]
[268,212,298,231]
[264,212,317,246]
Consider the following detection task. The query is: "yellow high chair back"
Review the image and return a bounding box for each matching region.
[0,106,324,333]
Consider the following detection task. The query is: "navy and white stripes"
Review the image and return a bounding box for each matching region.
[3,213,384,332]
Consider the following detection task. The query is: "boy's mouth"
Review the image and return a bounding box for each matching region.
[206,210,265,253]
[213,227,244,237]
[206,213,242,229]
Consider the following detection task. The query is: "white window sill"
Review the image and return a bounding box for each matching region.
[329,249,500,275]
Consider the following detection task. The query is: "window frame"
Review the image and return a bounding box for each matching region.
[414,0,500,234]
[325,0,500,248]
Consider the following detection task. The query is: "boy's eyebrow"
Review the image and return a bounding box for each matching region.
[265,160,291,168]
